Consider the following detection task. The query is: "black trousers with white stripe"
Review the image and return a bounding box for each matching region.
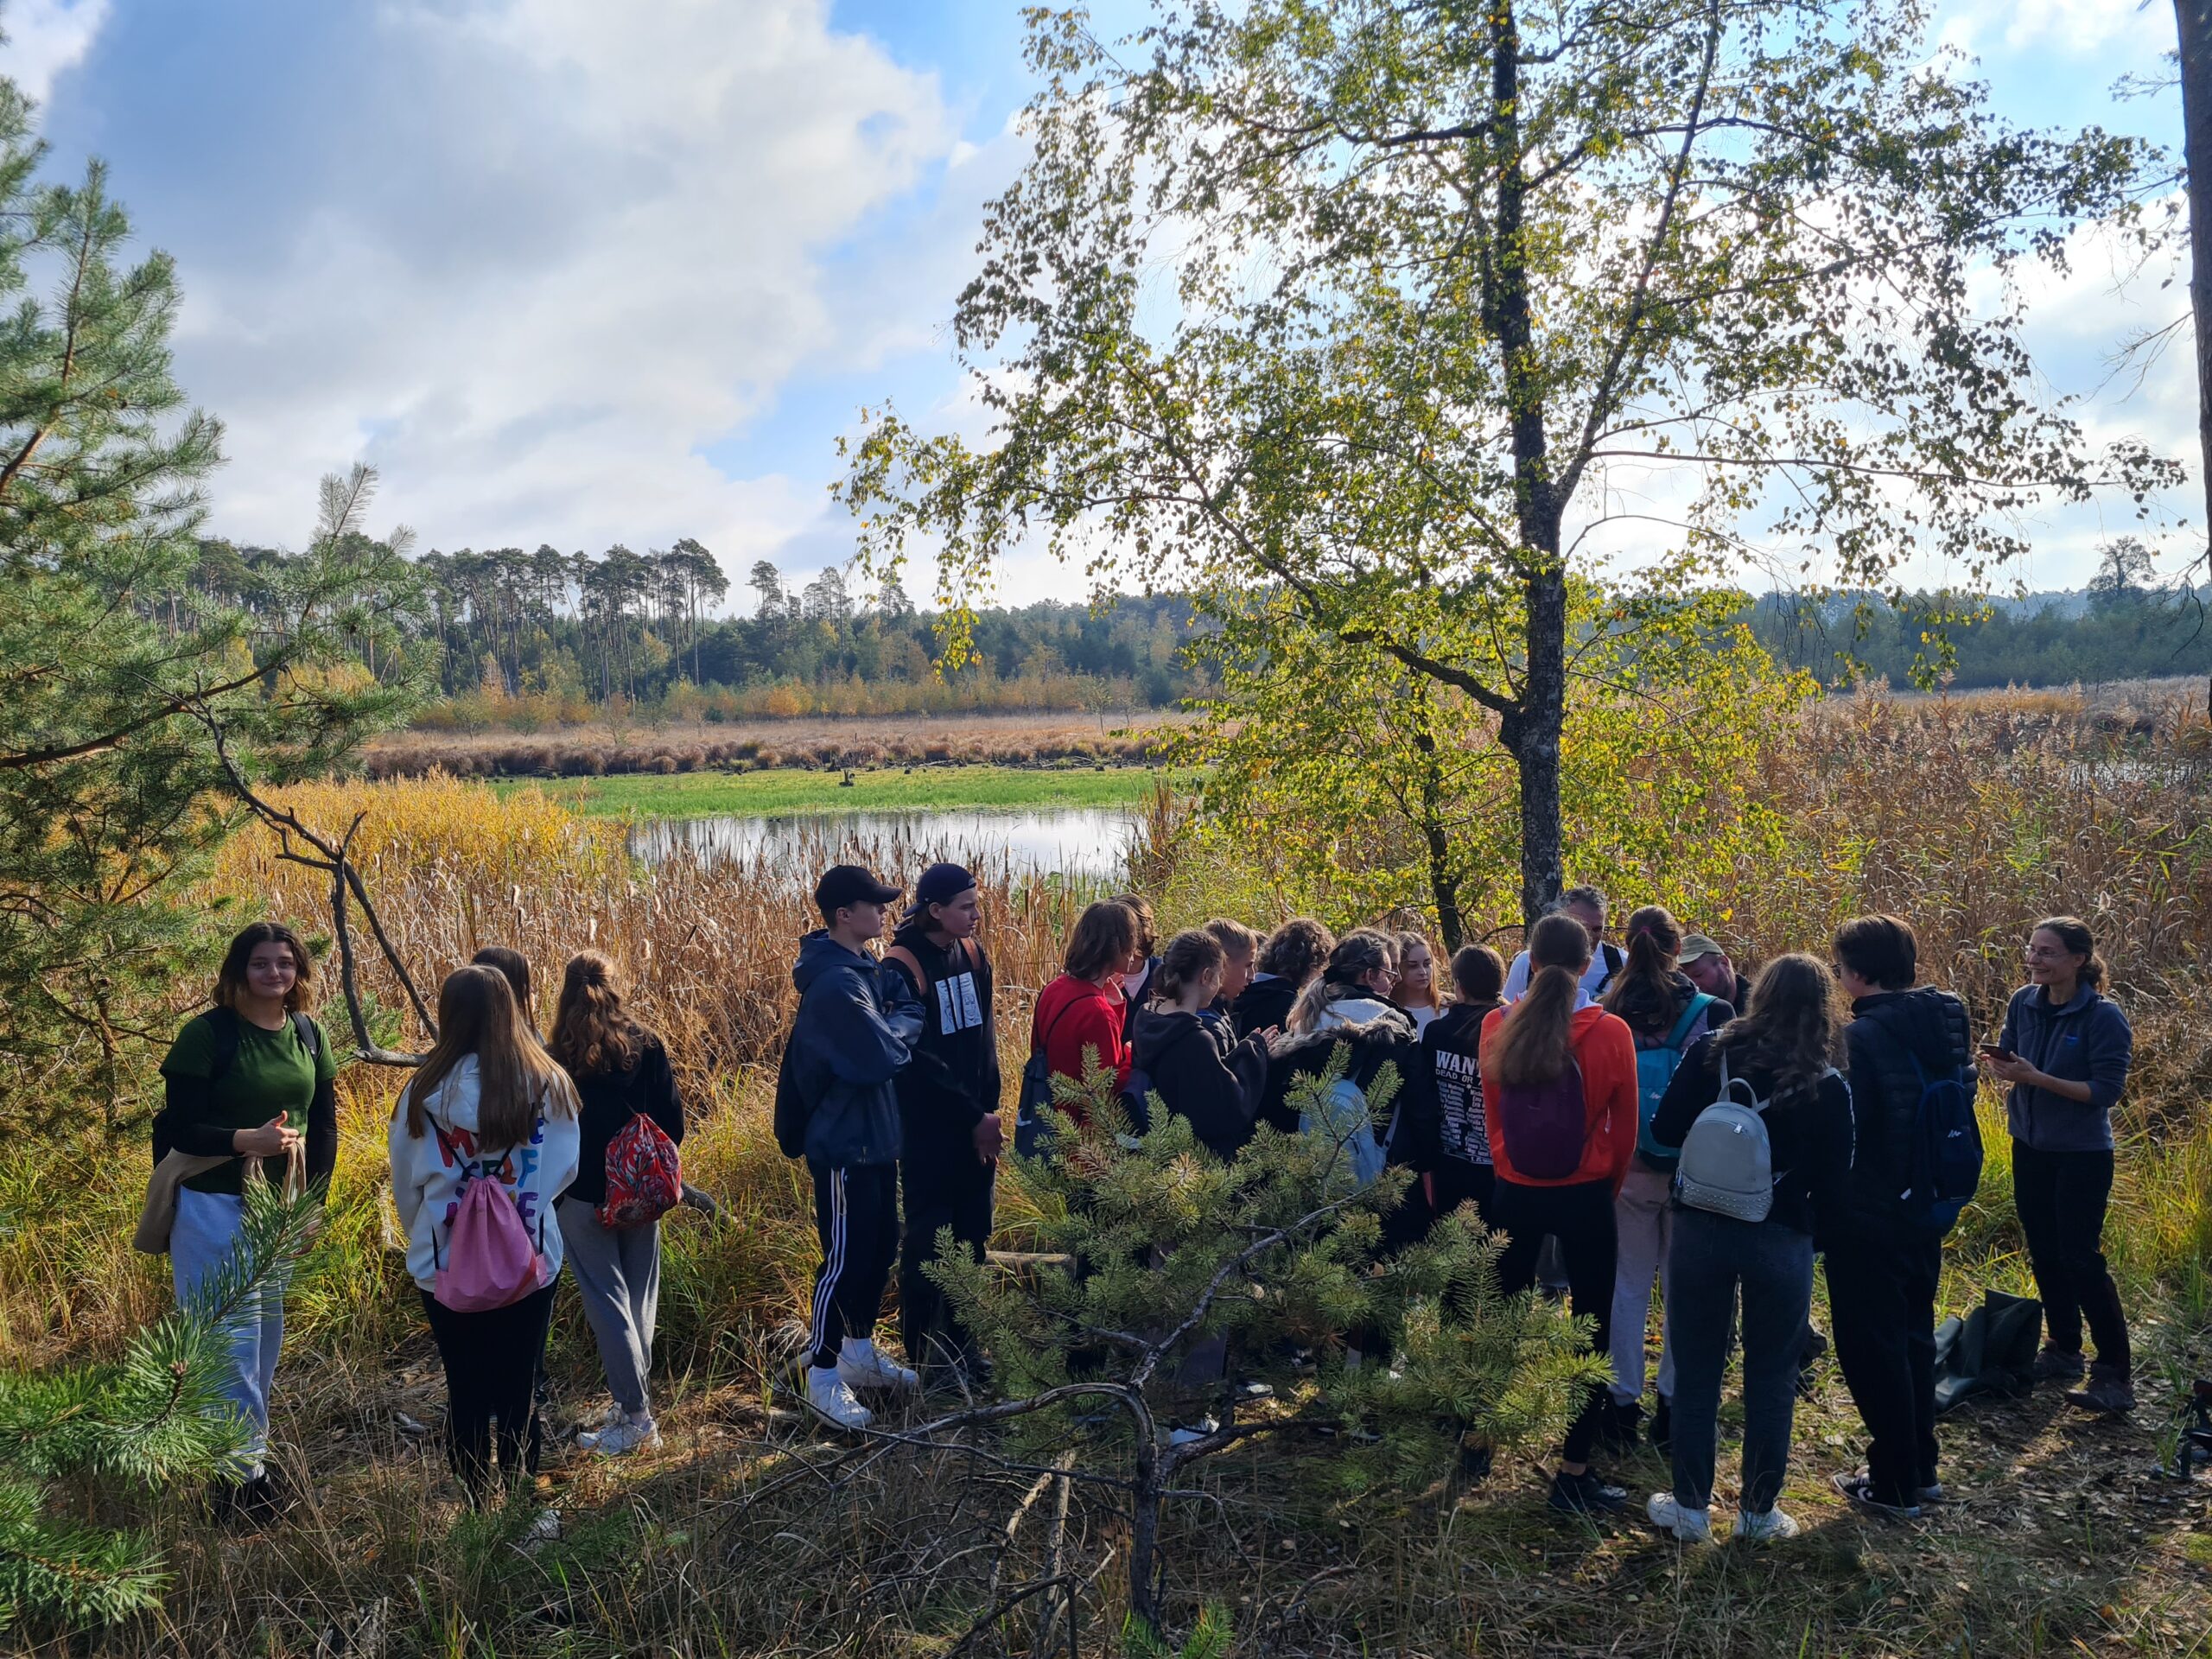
[809,1160,899,1370]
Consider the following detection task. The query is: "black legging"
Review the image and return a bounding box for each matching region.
[419,1283,557,1499]
[1491,1178,1617,1465]
[2012,1141,2130,1376]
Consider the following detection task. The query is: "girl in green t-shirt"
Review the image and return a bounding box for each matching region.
[155,921,337,1521]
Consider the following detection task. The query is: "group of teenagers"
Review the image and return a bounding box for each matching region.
[149,864,2138,1546]
[783,867,2138,1542]
[150,923,690,1516]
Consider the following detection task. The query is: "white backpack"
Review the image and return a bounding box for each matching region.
[1673,1055,1782,1223]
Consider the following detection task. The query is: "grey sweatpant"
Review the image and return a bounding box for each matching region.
[556,1197,662,1416]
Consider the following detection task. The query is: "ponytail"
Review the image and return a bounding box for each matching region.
[1153,930,1226,1006]
[1601,905,1682,1023]
[1287,928,1396,1034]
[1488,912,1592,1086]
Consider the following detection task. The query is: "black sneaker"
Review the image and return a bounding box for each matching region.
[1548,1469,1630,1515]
[1595,1397,1643,1455]
[2064,1363,2134,1414]
[2031,1346,2086,1384]
[1831,1471,1921,1520]
[1647,1395,1673,1454]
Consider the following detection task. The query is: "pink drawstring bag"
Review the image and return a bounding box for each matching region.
[433,1175,546,1312]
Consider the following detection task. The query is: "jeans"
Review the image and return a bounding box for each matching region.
[1825,1228,1942,1506]
[419,1281,557,1498]
[557,1198,662,1416]
[1609,1161,1675,1406]
[1492,1179,1617,1465]
[1666,1208,1814,1515]
[171,1186,284,1476]
[900,1124,995,1366]
[2012,1142,2130,1376]
[810,1161,899,1370]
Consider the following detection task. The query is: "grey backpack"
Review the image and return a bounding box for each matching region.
[1674,1055,1783,1223]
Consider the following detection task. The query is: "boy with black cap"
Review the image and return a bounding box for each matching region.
[882,862,1003,1391]
[790,863,923,1430]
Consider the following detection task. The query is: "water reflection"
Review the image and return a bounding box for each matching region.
[628,806,1137,881]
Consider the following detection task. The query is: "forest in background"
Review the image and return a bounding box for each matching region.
[175,537,2212,731]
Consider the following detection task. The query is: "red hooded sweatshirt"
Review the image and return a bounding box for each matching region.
[1030,972,1132,1121]
[1478,1003,1639,1191]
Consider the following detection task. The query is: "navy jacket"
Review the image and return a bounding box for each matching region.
[1999,984,2133,1153]
[1837,986,1974,1236]
[791,930,917,1169]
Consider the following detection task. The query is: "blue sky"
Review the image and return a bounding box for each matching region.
[0,0,2185,607]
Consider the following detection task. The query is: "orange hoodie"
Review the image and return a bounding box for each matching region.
[1478,1004,1639,1191]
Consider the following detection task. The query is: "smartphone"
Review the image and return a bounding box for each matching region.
[1978,1042,2014,1062]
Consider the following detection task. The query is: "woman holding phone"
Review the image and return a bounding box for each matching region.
[1981,917,2135,1413]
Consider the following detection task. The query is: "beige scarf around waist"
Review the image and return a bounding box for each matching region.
[133,1141,308,1255]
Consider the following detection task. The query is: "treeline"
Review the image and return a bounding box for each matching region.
[1748,588,2212,690]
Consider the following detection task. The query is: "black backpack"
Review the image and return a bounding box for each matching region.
[153,1007,324,1166]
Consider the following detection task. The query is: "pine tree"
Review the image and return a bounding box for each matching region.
[916,1058,1609,1640]
[0,1180,324,1632]
[0,65,423,1114]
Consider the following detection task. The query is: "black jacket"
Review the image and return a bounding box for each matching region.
[1231,975,1299,1044]
[1650,1033,1856,1236]
[1838,986,1974,1236]
[1129,1007,1273,1159]
[881,923,1001,1139]
[790,930,916,1168]
[1265,991,1438,1170]
[1421,1000,1496,1167]
[563,1033,686,1208]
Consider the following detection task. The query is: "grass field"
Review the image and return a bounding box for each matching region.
[498,763,1181,818]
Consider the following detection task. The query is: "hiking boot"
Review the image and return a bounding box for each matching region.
[1831,1471,1921,1521]
[2064,1363,2135,1414]
[1733,1506,1801,1543]
[837,1338,919,1395]
[1596,1396,1643,1455]
[1645,1491,1712,1541]
[2031,1346,2087,1384]
[1647,1395,1673,1454]
[805,1366,874,1431]
[582,1416,662,1457]
[1547,1469,1629,1516]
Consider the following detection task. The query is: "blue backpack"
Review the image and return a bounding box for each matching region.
[1633,993,1714,1170]
[1903,1047,1984,1233]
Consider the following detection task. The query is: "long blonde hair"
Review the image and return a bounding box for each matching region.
[401,965,578,1148]
[1487,913,1592,1086]
[548,950,642,1078]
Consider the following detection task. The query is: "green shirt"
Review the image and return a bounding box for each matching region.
[160,1012,338,1195]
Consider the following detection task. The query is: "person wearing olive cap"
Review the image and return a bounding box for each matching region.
[1679,934,1752,1013]
[882,862,1003,1392]
[789,864,923,1430]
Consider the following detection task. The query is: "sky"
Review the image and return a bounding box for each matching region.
[0,0,2187,611]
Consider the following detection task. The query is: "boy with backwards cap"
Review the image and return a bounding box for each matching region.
[882,861,1003,1392]
[790,864,923,1429]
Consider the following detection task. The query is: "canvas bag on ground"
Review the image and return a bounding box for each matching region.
[1933,1289,2044,1414]
[433,1159,549,1312]
[598,1111,682,1228]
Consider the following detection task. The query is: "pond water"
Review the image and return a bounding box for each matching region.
[629,806,1141,881]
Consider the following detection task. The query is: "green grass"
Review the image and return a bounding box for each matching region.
[496,764,1183,818]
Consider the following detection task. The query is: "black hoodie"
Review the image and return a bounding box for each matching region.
[1128,1006,1273,1159]
[1839,985,1974,1236]
[882,920,1001,1137]
[1230,974,1299,1042]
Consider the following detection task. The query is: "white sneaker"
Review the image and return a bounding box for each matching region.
[1646,1491,1713,1542]
[575,1402,623,1434]
[805,1365,874,1430]
[837,1338,919,1395]
[1733,1507,1801,1542]
[584,1416,662,1457]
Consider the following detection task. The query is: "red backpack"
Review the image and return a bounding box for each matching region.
[598,1111,682,1228]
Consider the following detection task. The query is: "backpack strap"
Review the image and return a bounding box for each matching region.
[1716,1052,1765,1113]
[1663,993,1715,1055]
[885,944,927,995]
[206,1006,242,1084]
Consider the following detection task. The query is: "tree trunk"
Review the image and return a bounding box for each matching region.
[1489,0,1568,926]
[2178,0,2212,715]
[1412,722,1465,950]
[1127,1434,1163,1635]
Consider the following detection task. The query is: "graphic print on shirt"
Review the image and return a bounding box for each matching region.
[432,1114,549,1230]
[936,972,987,1035]
[1431,1047,1491,1164]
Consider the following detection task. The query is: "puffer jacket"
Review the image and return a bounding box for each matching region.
[1838,986,1974,1236]
[1266,990,1437,1169]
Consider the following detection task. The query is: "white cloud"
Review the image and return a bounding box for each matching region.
[1935,0,2149,56]
[0,0,108,106]
[164,0,1008,591]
